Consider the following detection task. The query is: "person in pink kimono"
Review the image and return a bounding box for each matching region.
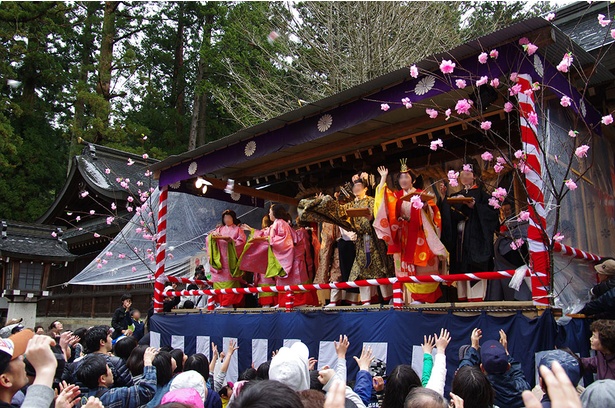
[207,209,246,309]
[252,215,278,307]
[293,222,319,306]
[269,204,313,308]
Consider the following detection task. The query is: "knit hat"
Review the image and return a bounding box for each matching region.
[0,329,34,373]
[169,370,207,402]
[594,259,615,276]
[161,388,203,408]
[538,350,581,386]
[269,341,310,391]
[369,358,386,378]
[580,379,615,408]
[480,340,509,374]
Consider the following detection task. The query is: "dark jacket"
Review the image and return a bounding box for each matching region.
[580,285,615,319]
[111,306,132,339]
[83,365,156,408]
[459,346,530,408]
[63,353,134,389]
[205,388,223,408]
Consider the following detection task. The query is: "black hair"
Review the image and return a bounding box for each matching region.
[451,366,494,408]
[270,204,287,221]
[184,353,210,380]
[232,380,304,408]
[221,209,239,226]
[77,354,108,389]
[126,344,148,376]
[48,321,60,331]
[239,367,258,381]
[404,387,447,408]
[169,349,185,374]
[73,327,87,345]
[84,325,110,354]
[183,300,195,309]
[381,365,421,408]
[120,293,132,302]
[256,361,270,380]
[309,370,324,391]
[34,325,44,333]
[113,336,137,361]
[153,350,174,386]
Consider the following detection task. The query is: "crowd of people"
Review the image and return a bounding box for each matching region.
[172,160,580,310]
[0,315,614,408]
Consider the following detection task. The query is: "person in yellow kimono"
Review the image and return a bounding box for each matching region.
[373,159,448,303]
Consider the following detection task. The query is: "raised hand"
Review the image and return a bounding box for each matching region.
[421,334,435,354]
[55,381,81,408]
[334,334,350,358]
[449,392,464,408]
[499,329,508,354]
[352,346,374,371]
[372,376,385,392]
[521,361,581,408]
[435,328,451,353]
[471,328,482,350]
[324,380,346,408]
[308,357,318,371]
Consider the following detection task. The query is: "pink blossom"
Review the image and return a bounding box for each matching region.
[127,206,133,212]
[598,14,611,27]
[168,253,175,260]
[497,156,507,165]
[410,195,424,210]
[492,187,508,200]
[575,145,590,158]
[509,72,519,82]
[519,211,531,221]
[381,103,390,112]
[494,163,504,173]
[612,29,615,40]
[118,254,126,259]
[142,153,149,159]
[455,99,473,115]
[445,108,452,120]
[105,251,113,257]
[120,181,128,189]
[75,216,81,222]
[509,83,522,96]
[478,52,488,64]
[523,89,533,96]
[504,102,514,113]
[481,151,494,161]
[51,231,57,238]
[462,164,473,172]
[136,181,143,187]
[93,233,101,238]
[426,108,438,119]
[510,238,525,250]
[480,121,492,130]
[488,197,502,209]
[439,59,456,74]
[105,168,111,174]
[602,114,613,125]
[514,150,525,159]
[568,130,578,138]
[132,267,137,272]
[401,97,412,109]
[127,196,134,203]
[127,158,134,166]
[545,12,555,21]
[556,53,573,73]
[455,79,467,89]
[565,179,577,190]
[106,216,114,225]
[528,112,538,126]
[430,139,444,151]
[532,82,541,91]
[410,65,419,78]
[89,210,95,215]
[553,232,565,242]
[447,170,459,187]
[97,264,102,269]
[524,43,538,55]
[111,202,116,210]
[519,37,530,46]
[560,95,572,107]
[490,49,499,59]
[100,259,108,265]
[517,160,530,174]
[490,78,500,88]
[476,76,488,86]
[80,191,89,198]
[142,135,148,140]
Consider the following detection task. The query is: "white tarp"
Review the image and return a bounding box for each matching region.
[69,188,267,285]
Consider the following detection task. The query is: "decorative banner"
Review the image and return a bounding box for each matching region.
[150,309,590,395]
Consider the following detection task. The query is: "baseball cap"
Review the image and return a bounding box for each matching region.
[539,350,581,386]
[480,340,509,374]
[594,259,615,276]
[0,329,35,373]
[0,324,24,339]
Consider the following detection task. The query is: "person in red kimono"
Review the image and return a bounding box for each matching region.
[207,209,246,309]
[373,159,448,304]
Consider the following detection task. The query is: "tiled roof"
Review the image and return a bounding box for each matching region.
[0,221,76,261]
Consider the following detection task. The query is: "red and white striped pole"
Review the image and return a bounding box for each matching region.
[153,186,169,313]
[392,280,404,309]
[517,73,550,306]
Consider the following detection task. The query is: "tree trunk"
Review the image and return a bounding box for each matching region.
[188,14,213,150]
[74,1,97,136]
[173,2,185,141]
[96,1,118,142]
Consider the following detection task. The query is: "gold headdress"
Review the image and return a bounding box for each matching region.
[400,158,409,173]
